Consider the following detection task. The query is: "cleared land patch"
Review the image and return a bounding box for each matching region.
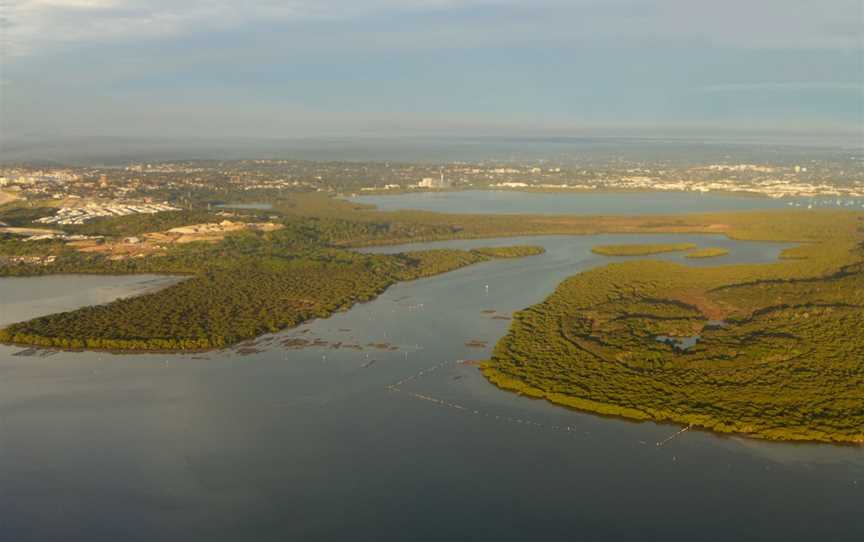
[69,221,284,260]
[0,190,21,207]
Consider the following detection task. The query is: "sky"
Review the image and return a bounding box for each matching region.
[1,0,862,145]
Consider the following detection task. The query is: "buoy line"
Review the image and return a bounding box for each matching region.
[386,360,585,435]
[656,424,692,447]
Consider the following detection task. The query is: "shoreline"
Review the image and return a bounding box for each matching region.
[0,226,806,353]
[0,246,544,354]
[481,366,864,446]
[346,187,864,202]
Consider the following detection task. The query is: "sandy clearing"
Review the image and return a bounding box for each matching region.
[0,190,21,207]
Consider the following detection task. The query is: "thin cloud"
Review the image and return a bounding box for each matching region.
[2,0,859,142]
[2,0,860,58]
[1,0,510,55]
[698,82,863,93]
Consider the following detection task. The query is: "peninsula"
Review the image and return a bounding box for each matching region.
[483,213,864,443]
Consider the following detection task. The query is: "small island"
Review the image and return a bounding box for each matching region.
[470,246,545,258]
[591,243,697,256]
[685,247,730,259]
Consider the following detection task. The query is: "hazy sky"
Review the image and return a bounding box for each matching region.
[1,1,862,142]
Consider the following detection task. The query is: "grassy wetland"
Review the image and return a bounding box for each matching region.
[483,212,864,443]
[686,247,731,259]
[591,242,697,256]
[0,244,543,351]
[3,191,864,443]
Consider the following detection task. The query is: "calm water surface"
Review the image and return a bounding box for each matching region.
[351,190,864,215]
[0,234,861,541]
[0,275,182,327]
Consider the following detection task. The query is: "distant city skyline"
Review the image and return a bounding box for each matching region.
[2,1,862,145]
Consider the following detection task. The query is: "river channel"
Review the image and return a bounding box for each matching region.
[0,232,861,541]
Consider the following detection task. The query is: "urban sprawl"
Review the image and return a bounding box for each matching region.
[2,156,863,234]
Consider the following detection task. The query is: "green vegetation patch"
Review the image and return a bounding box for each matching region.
[470,246,545,258]
[484,224,864,443]
[591,243,697,256]
[0,240,542,352]
[65,210,218,238]
[0,206,57,227]
[686,248,730,259]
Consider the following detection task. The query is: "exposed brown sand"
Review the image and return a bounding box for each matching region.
[0,190,21,207]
